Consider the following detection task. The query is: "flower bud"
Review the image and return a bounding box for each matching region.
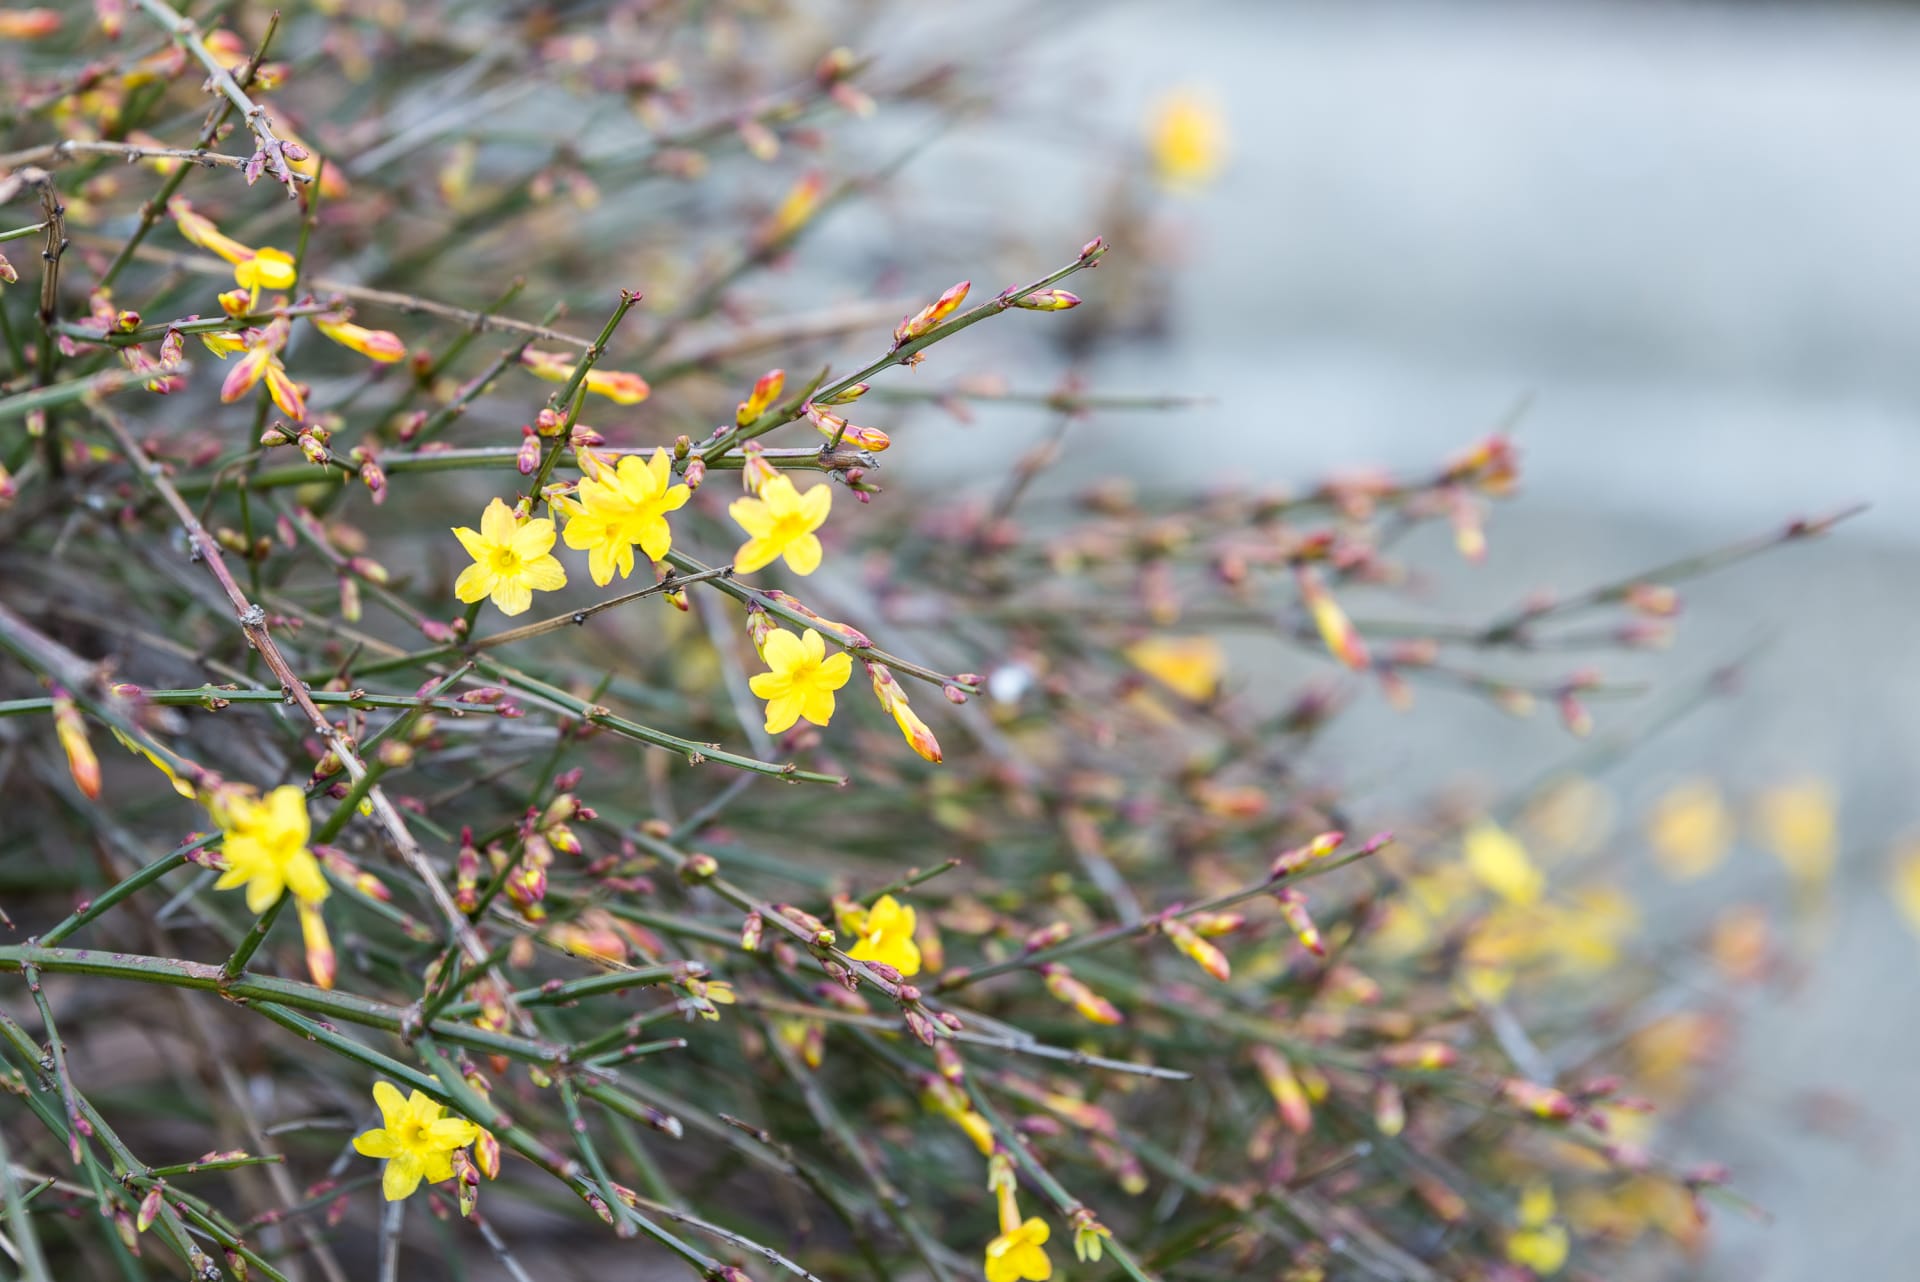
[736,368,785,426]
[893,281,970,349]
[52,689,101,800]
[1010,288,1081,311]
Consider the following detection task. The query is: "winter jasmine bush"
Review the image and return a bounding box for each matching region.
[0,3,1858,1281]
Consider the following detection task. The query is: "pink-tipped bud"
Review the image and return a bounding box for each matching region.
[1251,1046,1312,1134]
[736,368,786,426]
[1294,563,1370,671]
[1162,917,1231,980]
[1272,888,1325,957]
[893,280,970,349]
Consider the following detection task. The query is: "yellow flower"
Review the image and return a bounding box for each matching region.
[846,894,921,975]
[559,449,691,585]
[1645,778,1732,880]
[211,785,328,913]
[452,498,567,616]
[1464,821,1544,905]
[729,473,831,576]
[1505,1181,1570,1275]
[748,627,852,733]
[1145,88,1227,190]
[169,198,296,294]
[351,1082,480,1202]
[1124,635,1224,702]
[986,1209,1052,1282]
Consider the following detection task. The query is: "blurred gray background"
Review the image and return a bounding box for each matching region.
[866,0,1920,1275]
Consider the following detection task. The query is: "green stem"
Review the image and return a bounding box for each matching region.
[222,895,288,979]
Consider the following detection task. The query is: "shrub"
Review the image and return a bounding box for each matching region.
[0,4,1849,1280]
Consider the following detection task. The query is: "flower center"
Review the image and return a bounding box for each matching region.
[488,546,524,575]
[769,512,811,545]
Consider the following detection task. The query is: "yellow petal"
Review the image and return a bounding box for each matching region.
[733,536,778,575]
[452,525,490,559]
[382,1153,425,1201]
[729,496,773,539]
[519,554,567,592]
[511,518,557,559]
[492,579,533,616]
[762,628,806,671]
[453,563,496,604]
[817,651,853,689]
[352,1128,398,1158]
[798,480,832,526]
[479,498,517,546]
[284,850,330,904]
[372,1081,407,1129]
[764,692,805,734]
[783,532,823,575]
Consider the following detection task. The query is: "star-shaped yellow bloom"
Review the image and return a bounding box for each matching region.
[845,894,921,975]
[748,627,852,733]
[453,498,567,616]
[212,785,329,914]
[351,1082,481,1202]
[729,473,831,576]
[559,449,691,586]
[985,1217,1053,1282]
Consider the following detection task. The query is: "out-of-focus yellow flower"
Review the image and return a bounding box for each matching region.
[1646,778,1732,880]
[749,627,852,734]
[1505,1181,1569,1275]
[452,498,567,616]
[232,246,296,294]
[1629,1012,1721,1097]
[1893,838,1920,938]
[351,1082,480,1201]
[558,448,690,585]
[1123,634,1223,701]
[1550,884,1637,973]
[845,893,921,975]
[1523,775,1614,860]
[1145,88,1227,190]
[211,785,328,913]
[1753,778,1838,885]
[729,473,831,576]
[1464,821,1544,905]
[521,349,650,404]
